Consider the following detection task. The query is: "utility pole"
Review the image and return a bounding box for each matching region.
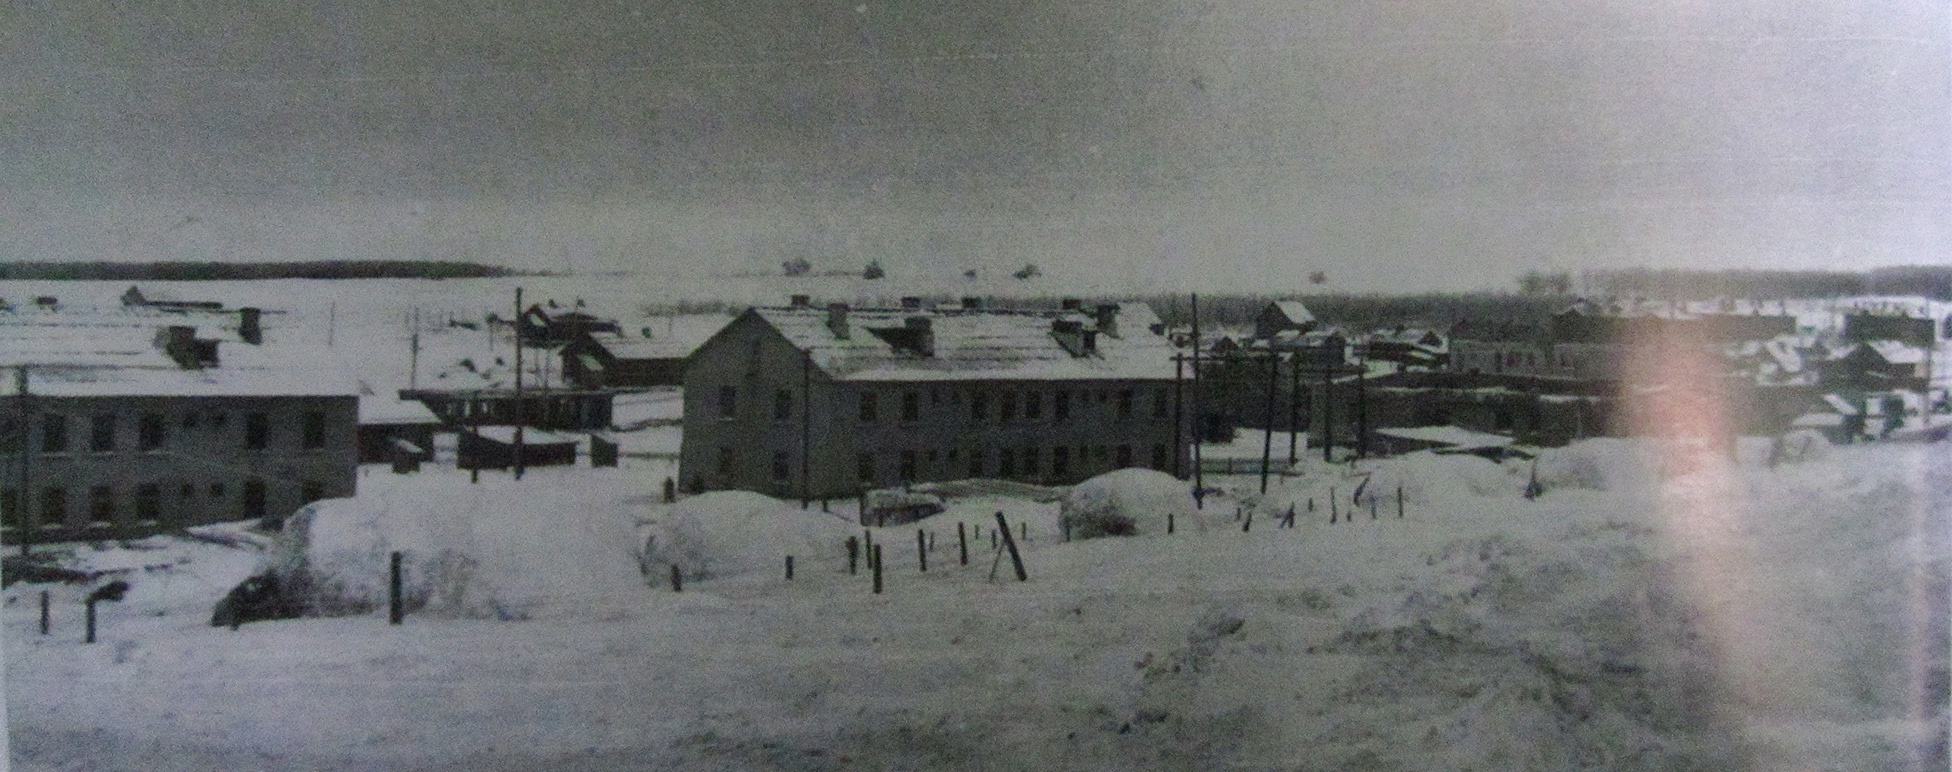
[513,287,526,480]
[1356,353,1369,459]
[408,308,420,391]
[1287,350,1300,465]
[1189,294,1204,507]
[1259,351,1277,494]
[1172,352,1185,479]
[13,365,32,556]
[1321,354,1334,463]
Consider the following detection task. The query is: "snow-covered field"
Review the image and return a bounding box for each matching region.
[5,436,1946,771]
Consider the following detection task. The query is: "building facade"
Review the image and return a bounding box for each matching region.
[679,303,1186,499]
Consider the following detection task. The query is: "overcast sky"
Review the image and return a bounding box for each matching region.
[4,0,1948,292]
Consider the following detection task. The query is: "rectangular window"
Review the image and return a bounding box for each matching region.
[243,479,266,519]
[302,411,326,449]
[1022,447,1039,479]
[774,390,793,421]
[301,481,324,504]
[718,386,738,419]
[41,487,65,525]
[999,392,1017,422]
[245,413,269,449]
[998,447,1016,477]
[1052,447,1070,480]
[179,482,195,498]
[89,485,114,525]
[859,391,878,423]
[1117,390,1134,418]
[139,413,166,451]
[899,449,916,481]
[901,391,919,422]
[1054,391,1070,421]
[41,414,66,453]
[91,414,116,452]
[1116,445,1132,468]
[771,451,791,481]
[1024,392,1042,420]
[857,453,876,484]
[135,484,161,523]
[209,481,225,499]
[969,390,988,421]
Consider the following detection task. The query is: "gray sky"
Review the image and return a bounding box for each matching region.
[4,0,1948,292]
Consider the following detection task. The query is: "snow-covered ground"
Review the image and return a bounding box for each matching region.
[5,436,1946,771]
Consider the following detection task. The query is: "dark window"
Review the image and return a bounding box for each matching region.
[1024,392,1041,420]
[0,418,19,453]
[41,414,66,453]
[139,413,166,450]
[970,390,988,421]
[901,391,919,422]
[967,449,984,478]
[999,392,1017,422]
[718,386,738,418]
[1116,445,1132,468]
[41,487,65,524]
[998,447,1016,477]
[771,451,791,481]
[774,390,793,421]
[301,481,325,504]
[1151,444,1168,470]
[89,486,114,524]
[245,413,269,449]
[1022,447,1039,479]
[899,450,916,481]
[1052,447,1070,479]
[1117,390,1134,418]
[179,483,195,498]
[1054,391,1070,421]
[859,391,878,423]
[135,484,161,522]
[717,447,737,477]
[243,479,266,519]
[302,411,326,449]
[857,453,876,483]
[91,414,116,452]
[209,482,225,498]
[210,412,227,429]
[182,412,199,430]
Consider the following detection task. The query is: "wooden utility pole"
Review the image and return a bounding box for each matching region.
[1288,352,1300,465]
[1172,353,1185,479]
[801,352,812,506]
[1321,359,1334,463]
[408,309,420,391]
[13,365,32,556]
[1190,294,1204,506]
[1259,352,1277,494]
[513,287,526,480]
[1356,357,1368,459]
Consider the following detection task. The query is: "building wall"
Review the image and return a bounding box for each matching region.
[680,315,1187,499]
[2,394,358,542]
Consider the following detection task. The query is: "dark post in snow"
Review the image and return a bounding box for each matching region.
[389,551,404,624]
[1397,485,1405,518]
[1242,508,1252,533]
[1190,293,1205,508]
[513,287,525,481]
[1370,494,1378,520]
[1260,351,1278,495]
[958,522,969,566]
[1330,487,1338,523]
[662,477,675,504]
[40,589,50,635]
[990,527,997,551]
[1288,352,1301,465]
[1321,358,1334,463]
[995,511,1028,582]
[1019,521,1028,543]
[917,530,927,573]
[847,536,859,575]
[83,580,128,644]
[670,563,683,593]
[1168,511,1175,534]
[1284,504,1296,528]
[85,599,95,643]
[872,544,884,594]
[785,555,794,581]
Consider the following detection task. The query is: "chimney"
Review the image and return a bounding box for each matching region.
[238,307,263,345]
[1093,304,1120,338]
[960,296,984,311]
[1061,298,1083,311]
[826,303,851,339]
[900,296,923,311]
[1082,329,1099,354]
[1051,318,1087,357]
[160,326,208,369]
[789,294,812,308]
[904,316,934,356]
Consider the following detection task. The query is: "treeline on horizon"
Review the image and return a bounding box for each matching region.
[0,261,522,281]
[1581,265,1952,301]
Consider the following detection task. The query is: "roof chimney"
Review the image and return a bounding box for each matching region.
[904,316,934,356]
[1093,304,1120,338]
[900,296,923,311]
[159,325,217,369]
[238,307,263,345]
[1051,318,1090,357]
[1061,298,1083,311]
[826,303,851,339]
[790,294,812,308]
[960,296,984,311]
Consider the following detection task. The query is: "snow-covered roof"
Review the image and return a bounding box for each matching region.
[0,315,355,398]
[750,307,1177,382]
[1373,426,1514,448]
[1867,340,1926,364]
[358,395,442,425]
[1268,301,1315,326]
[1117,302,1164,334]
[586,314,735,359]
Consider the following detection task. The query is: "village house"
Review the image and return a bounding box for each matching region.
[678,299,1186,499]
[1253,300,1318,340]
[1,308,358,543]
[559,314,734,389]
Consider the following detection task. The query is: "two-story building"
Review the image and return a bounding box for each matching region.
[678,301,1186,499]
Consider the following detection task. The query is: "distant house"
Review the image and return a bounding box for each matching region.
[679,301,1186,499]
[357,395,442,463]
[559,315,734,389]
[400,388,614,431]
[0,315,357,542]
[1819,341,1928,391]
[517,305,622,346]
[1254,301,1318,340]
[1843,312,1936,347]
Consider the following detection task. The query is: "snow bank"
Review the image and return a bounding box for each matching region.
[261,470,645,620]
[1060,468,1202,538]
[638,491,857,584]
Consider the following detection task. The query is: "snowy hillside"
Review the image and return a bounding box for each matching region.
[5,438,1946,771]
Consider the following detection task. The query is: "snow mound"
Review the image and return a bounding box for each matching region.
[1059,468,1201,538]
[639,491,856,584]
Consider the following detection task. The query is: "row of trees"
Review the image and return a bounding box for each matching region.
[0,261,519,281]
[1519,266,1952,301]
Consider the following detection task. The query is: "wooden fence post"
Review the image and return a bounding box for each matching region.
[958,522,969,566]
[873,544,884,594]
[1242,509,1252,533]
[785,555,795,581]
[1397,485,1404,518]
[1330,488,1338,523]
[84,600,96,644]
[389,551,404,624]
[40,590,49,635]
[995,512,1028,582]
[1168,511,1175,534]
[670,563,683,593]
[917,530,927,573]
[847,536,859,575]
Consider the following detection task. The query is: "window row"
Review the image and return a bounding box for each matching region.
[715,385,1177,424]
[729,443,1176,484]
[4,411,329,454]
[2,479,328,526]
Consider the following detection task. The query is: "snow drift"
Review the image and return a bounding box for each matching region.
[637,491,857,584]
[1060,468,1202,538]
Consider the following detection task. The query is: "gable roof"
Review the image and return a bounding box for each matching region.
[1266,301,1316,326]
[746,307,1176,382]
